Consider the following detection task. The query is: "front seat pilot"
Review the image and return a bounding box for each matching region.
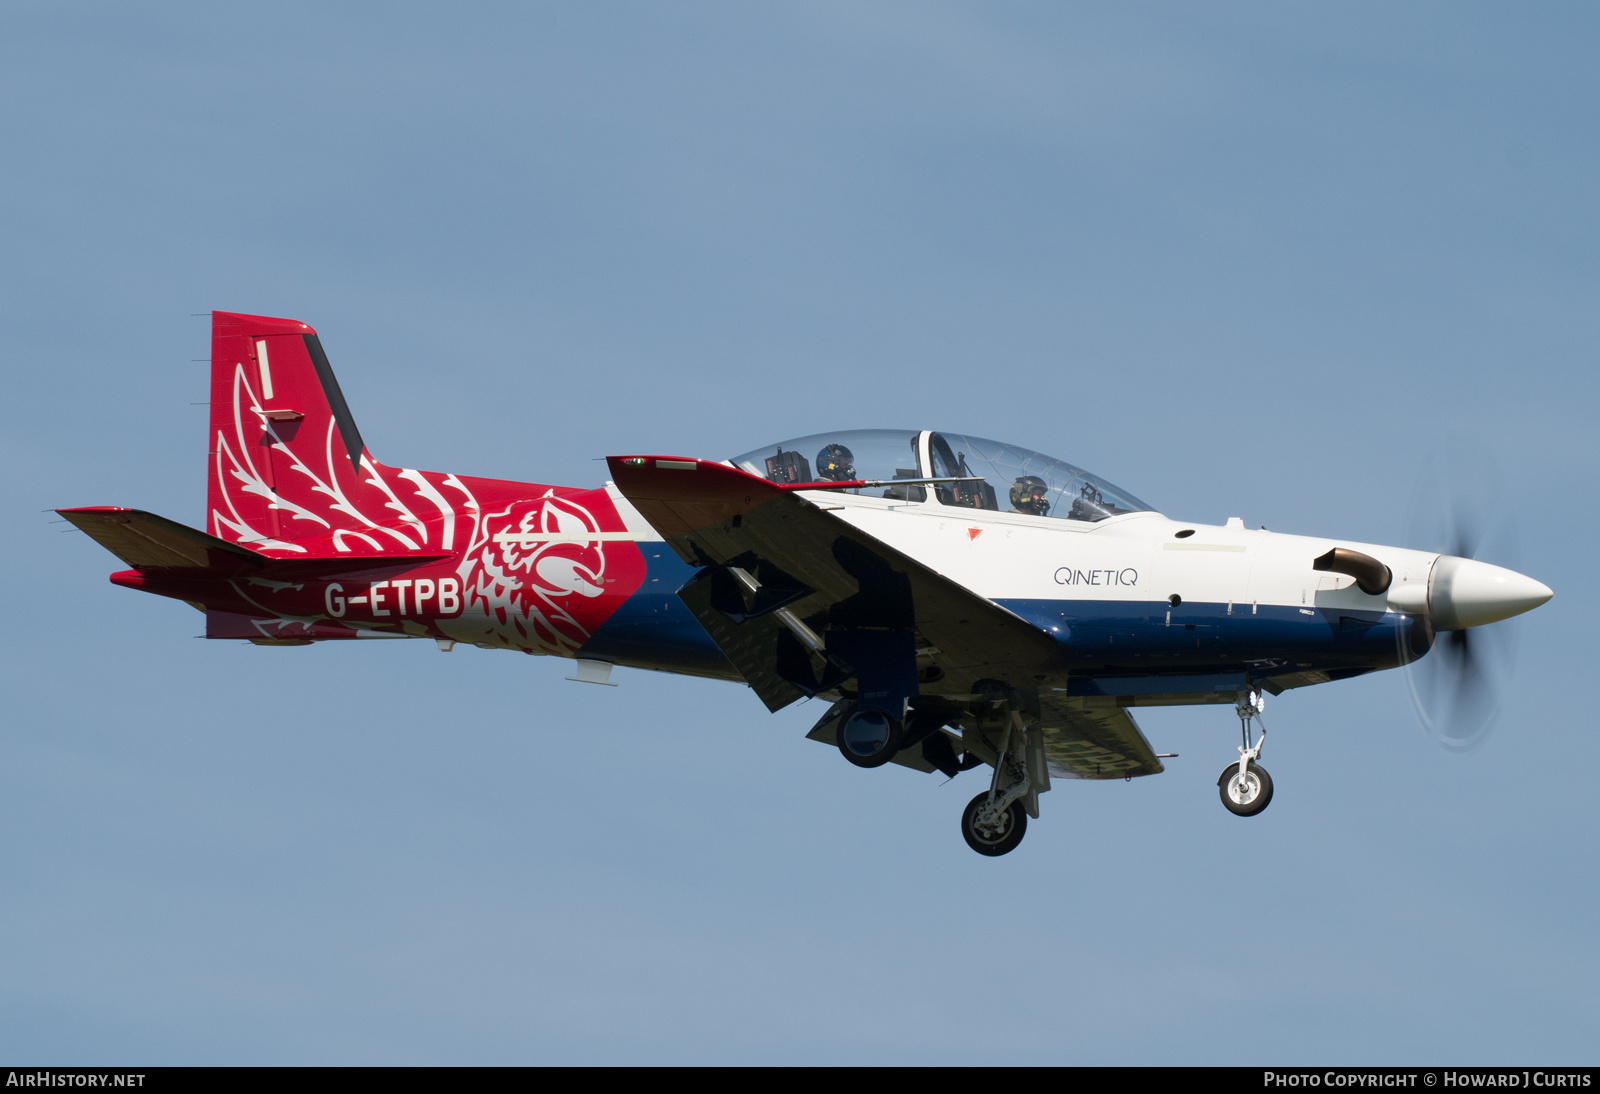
[1008,475,1050,516]
[816,443,857,482]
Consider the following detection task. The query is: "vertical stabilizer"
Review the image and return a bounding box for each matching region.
[207,311,417,557]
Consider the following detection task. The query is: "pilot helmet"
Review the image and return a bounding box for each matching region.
[1009,475,1050,515]
[816,443,857,482]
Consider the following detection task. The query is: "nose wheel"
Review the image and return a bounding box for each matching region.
[1218,761,1273,816]
[1219,689,1273,817]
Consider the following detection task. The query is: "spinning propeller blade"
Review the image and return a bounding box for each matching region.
[1399,447,1542,753]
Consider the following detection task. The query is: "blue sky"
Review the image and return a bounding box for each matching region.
[3,2,1596,1063]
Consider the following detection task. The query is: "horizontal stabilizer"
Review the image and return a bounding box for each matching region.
[58,507,267,576]
[59,507,451,580]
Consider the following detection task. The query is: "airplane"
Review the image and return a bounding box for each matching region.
[57,311,1555,856]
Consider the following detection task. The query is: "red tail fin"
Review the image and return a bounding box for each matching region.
[207,311,441,558]
[60,311,655,654]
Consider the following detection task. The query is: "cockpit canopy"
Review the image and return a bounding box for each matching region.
[730,429,1153,523]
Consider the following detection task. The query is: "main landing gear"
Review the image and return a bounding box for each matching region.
[959,708,1040,856]
[962,791,1026,856]
[1219,689,1273,817]
[821,697,1047,857]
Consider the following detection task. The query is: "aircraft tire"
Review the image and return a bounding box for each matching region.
[961,792,1027,856]
[1218,761,1273,816]
[837,709,903,768]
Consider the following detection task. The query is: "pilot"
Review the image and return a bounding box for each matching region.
[1008,475,1050,516]
[816,443,857,482]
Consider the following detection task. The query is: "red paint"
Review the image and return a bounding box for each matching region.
[65,312,649,651]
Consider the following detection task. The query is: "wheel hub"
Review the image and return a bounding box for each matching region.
[1228,772,1260,805]
[973,806,1011,839]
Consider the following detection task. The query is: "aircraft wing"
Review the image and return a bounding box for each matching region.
[606,456,1058,712]
[1033,692,1166,779]
[804,691,1165,779]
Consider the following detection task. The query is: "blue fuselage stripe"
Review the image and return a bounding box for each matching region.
[995,597,1411,691]
[580,551,1415,689]
[579,548,737,678]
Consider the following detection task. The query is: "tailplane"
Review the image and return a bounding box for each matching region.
[58,506,267,577]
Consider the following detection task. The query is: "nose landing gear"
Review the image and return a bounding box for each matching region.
[1219,689,1273,817]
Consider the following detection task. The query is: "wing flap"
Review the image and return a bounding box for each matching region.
[1035,692,1166,779]
[675,566,808,712]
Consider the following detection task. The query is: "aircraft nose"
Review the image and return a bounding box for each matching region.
[1429,556,1553,630]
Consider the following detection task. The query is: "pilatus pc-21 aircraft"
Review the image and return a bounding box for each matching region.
[59,312,1554,856]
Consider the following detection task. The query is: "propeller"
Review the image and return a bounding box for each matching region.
[1399,447,1524,753]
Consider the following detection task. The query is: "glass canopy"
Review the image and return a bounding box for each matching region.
[730,429,1153,522]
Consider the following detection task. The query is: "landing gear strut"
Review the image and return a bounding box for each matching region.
[959,709,1037,856]
[1218,689,1273,817]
